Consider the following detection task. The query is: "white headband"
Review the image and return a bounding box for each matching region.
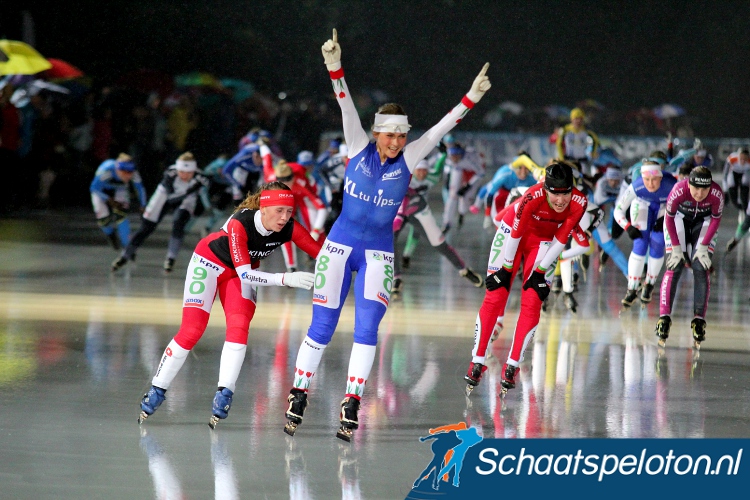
[176,159,197,172]
[372,113,411,133]
[641,162,663,177]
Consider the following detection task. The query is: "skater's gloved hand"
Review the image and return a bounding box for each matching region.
[311,228,323,241]
[469,205,480,215]
[485,267,512,291]
[693,244,712,270]
[652,215,664,232]
[282,272,316,290]
[457,184,471,196]
[522,270,550,301]
[626,224,642,240]
[666,250,686,271]
[437,141,447,154]
[321,28,342,71]
[466,63,491,104]
[483,215,493,229]
[106,198,125,211]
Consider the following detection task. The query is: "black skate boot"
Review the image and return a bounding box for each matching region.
[655,315,671,348]
[551,275,562,294]
[691,318,706,349]
[621,288,638,309]
[464,362,487,396]
[163,257,175,274]
[138,385,166,424]
[457,213,464,229]
[208,387,233,429]
[111,255,128,272]
[640,283,654,305]
[459,268,483,287]
[106,232,121,250]
[284,389,308,436]
[598,249,609,272]
[500,363,518,397]
[391,277,403,296]
[563,292,578,313]
[726,237,739,253]
[336,397,361,442]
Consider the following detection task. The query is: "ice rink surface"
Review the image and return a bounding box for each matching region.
[1,206,749,499]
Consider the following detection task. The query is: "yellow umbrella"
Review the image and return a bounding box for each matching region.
[0,40,52,75]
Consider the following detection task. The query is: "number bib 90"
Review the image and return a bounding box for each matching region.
[182,252,226,313]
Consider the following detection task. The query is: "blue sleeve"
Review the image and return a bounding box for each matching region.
[222,151,248,188]
[133,180,147,206]
[484,167,514,197]
[89,175,109,200]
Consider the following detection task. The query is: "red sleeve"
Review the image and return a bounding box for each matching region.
[262,152,274,183]
[291,221,323,258]
[554,193,587,243]
[226,218,251,268]
[571,226,590,247]
[510,190,539,238]
[296,181,326,209]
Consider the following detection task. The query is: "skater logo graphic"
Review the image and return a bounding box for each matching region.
[410,422,483,494]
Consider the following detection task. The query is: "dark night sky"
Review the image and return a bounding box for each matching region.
[3,0,750,137]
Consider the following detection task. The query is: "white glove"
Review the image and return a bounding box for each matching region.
[693,244,711,270]
[666,250,685,271]
[321,28,341,71]
[311,229,323,241]
[483,215,493,229]
[282,271,315,290]
[466,63,491,103]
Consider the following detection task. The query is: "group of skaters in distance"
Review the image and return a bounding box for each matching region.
[87,29,738,440]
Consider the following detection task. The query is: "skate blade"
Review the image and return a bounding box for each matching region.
[208,415,220,430]
[499,387,509,399]
[465,384,475,397]
[657,338,667,349]
[336,426,353,442]
[138,411,149,425]
[283,422,298,436]
[693,340,702,351]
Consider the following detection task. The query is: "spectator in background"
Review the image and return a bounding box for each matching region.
[0,85,21,211]
[556,107,600,177]
[166,95,196,160]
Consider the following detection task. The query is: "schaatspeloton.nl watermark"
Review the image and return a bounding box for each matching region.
[475,446,743,481]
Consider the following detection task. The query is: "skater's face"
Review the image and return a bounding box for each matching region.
[177,171,195,182]
[689,185,710,202]
[546,190,572,212]
[642,173,662,192]
[607,179,620,189]
[571,116,584,129]
[516,166,529,180]
[116,169,134,182]
[414,168,428,181]
[260,205,294,232]
[374,131,407,161]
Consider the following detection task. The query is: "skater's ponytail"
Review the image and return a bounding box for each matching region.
[235,181,291,212]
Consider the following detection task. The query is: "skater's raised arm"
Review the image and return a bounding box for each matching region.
[323,29,369,159]
[403,63,491,171]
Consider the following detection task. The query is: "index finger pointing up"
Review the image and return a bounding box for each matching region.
[332,28,338,44]
[479,62,489,76]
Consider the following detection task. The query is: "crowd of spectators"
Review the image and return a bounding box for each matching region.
[0,72,698,214]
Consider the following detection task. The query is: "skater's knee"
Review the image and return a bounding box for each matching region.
[307,327,334,346]
[174,324,207,349]
[352,330,378,346]
[225,313,251,344]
